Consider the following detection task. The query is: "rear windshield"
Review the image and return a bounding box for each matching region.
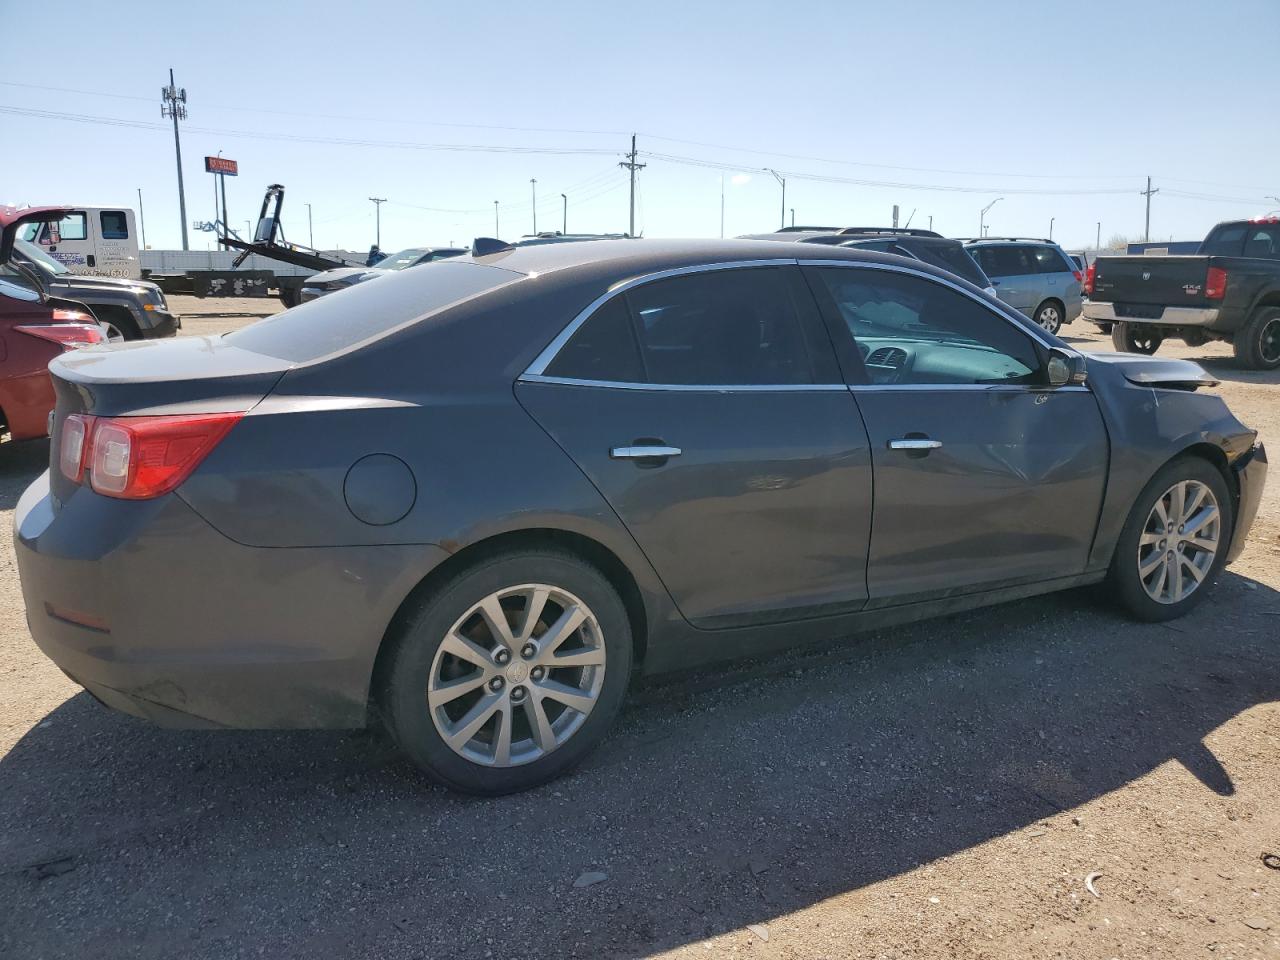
[1200,223,1246,256]
[916,242,989,287]
[227,260,521,362]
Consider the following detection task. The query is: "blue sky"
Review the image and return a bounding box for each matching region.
[3,0,1277,252]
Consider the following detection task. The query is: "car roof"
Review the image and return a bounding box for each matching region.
[961,237,1058,246]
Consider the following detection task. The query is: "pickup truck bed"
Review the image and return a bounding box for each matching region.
[1082,218,1280,369]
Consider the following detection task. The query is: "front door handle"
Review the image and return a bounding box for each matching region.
[888,438,942,450]
[611,444,682,460]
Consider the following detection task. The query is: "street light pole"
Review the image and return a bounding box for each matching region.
[530,179,537,235]
[306,203,313,248]
[790,207,795,228]
[369,197,386,247]
[979,197,1003,238]
[765,169,785,229]
[137,188,147,249]
[1049,217,1055,241]
[1096,221,1102,252]
[561,193,567,234]
[494,200,499,237]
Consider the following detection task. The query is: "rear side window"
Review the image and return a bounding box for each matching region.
[1031,245,1071,274]
[627,269,814,385]
[969,245,1032,277]
[915,242,988,287]
[544,296,644,382]
[227,261,521,362]
[100,211,129,240]
[1243,227,1280,259]
[1200,224,1246,256]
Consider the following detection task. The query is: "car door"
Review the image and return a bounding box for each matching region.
[516,263,874,628]
[803,262,1109,605]
[971,244,1038,315]
[1030,244,1080,314]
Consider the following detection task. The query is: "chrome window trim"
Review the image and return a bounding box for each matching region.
[518,373,848,393]
[848,383,1090,393]
[522,258,800,378]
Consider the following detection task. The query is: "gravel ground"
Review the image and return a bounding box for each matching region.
[1,299,1278,960]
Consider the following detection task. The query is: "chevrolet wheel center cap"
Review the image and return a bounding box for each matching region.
[506,661,529,683]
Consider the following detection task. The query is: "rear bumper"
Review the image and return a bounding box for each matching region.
[1227,443,1268,563]
[14,471,447,729]
[1082,302,1220,327]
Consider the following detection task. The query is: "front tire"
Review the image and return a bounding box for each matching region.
[1108,457,1233,622]
[1111,320,1163,355]
[1232,306,1280,370]
[1032,299,1064,335]
[381,549,632,795]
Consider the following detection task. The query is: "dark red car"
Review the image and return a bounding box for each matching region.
[1,206,105,441]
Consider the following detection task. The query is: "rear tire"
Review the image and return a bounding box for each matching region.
[381,549,632,795]
[1108,456,1233,622]
[1032,299,1065,335]
[1111,321,1163,355]
[1232,306,1280,370]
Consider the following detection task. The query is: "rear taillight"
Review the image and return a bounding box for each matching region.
[59,414,95,483]
[1084,262,1096,295]
[58,412,242,499]
[1205,266,1229,300]
[16,323,105,351]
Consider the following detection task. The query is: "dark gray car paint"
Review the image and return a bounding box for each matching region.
[14,239,1267,729]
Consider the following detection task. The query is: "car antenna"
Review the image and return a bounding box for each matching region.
[472,237,515,256]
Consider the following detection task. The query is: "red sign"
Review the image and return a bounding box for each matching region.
[204,156,239,176]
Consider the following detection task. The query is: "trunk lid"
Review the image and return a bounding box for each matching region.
[47,336,291,503]
[1090,255,1211,308]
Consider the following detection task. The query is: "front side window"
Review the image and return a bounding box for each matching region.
[44,213,87,242]
[815,268,1040,386]
[100,211,129,240]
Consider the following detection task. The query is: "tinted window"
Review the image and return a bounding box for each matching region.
[545,295,644,382]
[100,211,129,240]
[1201,223,1247,256]
[911,241,988,287]
[1030,245,1072,274]
[227,261,521,362]
[1243,227,1280,260]
[969,245,1033,278]
[816,268,1040,385]
[624,269,813,385]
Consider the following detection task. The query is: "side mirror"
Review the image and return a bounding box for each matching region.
[1047,348,1087,387]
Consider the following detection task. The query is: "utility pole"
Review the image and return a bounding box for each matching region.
[1141,176,1159,242]
[619,134,645,237]
[494,200,500,237]
[161,68,189,250]
[530,179,537,234]
[765,169,786,230]
[561,193,567,234]
[1049,216,1055,241]
[369,197,386,247]
[306,203,313,248]
[1096,221,1101,252]
[137,188,147,249]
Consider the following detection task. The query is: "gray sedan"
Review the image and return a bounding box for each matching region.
[15,240,1268,794]
[299,245,467,302]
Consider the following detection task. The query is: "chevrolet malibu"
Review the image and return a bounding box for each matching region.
[15,239,1268,794]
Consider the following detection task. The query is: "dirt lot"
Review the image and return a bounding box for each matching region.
[2,296,1278,960]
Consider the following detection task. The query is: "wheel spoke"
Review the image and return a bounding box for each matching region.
[1139,531,1163,547]
[1153,497,1169,528]
[1180,554,1207,584]
[1139,550,1166,578]
[1182,504,1219,538]
[1170,552,1184,601]
[442,693,502,750]
[439,631,494,669]
[526,696,556,752]
[428,671,488,708]
[535,678,596,714]
[549,646,607,669]
[1182,484,1207,520]
[492,705,513,766]
[538,605,587,656]
[477,595,516,647]
[1169,483,1186,527]
[518,586,551,643]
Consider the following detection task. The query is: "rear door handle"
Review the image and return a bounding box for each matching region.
[888,438,942,450]
[611,444,682,460]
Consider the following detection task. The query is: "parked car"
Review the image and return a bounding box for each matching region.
[300,246,468,302]
[19,206,142,278]
[1082,217,1280,368]
[15,239,1266,796]
[10,237,178,341]
[963,237,1083,334]
[1,208,106,442]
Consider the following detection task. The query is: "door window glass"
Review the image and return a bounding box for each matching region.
[970,245,1032,277]
[100,211,129,240]
[1031,245,1071,274]
[44,213,87,242]
[624,269,814,385]
[544,295,645,383]
[1243,228,1279,259]
[815,268,1040,385]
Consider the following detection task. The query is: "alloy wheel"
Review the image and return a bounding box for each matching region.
[1137,479,1220,604]
[1037,304,1061,333]
[100,321,125,343]
[1261,317,1280,364]
[427,584,606,767]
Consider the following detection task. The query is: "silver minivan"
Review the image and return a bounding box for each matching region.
[964,238,1083,334]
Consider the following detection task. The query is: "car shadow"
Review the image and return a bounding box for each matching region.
[1189,355,1280,387]
[0,438,47,512]
[1,572,1278,959]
